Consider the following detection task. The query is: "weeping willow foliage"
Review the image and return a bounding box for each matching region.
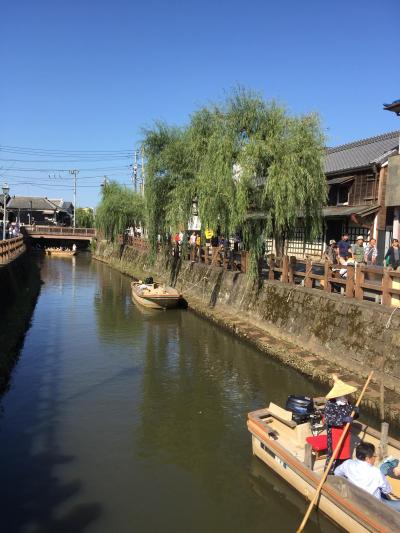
[143,88,327,277]
[95,181,145,241]
[75,207,94,228]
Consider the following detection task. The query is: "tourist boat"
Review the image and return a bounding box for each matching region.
[247,402,400,533]
[131,280,181,310]
[46,248,77,257]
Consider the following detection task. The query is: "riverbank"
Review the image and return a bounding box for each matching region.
[93,241,400,423]
[0,254,41,391]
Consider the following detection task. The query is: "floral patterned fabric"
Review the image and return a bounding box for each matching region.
[324,400,353,472]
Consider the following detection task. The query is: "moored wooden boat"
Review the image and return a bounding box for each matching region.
[46,248,77,257]
[247,403,400,532]
[131,281,181,309]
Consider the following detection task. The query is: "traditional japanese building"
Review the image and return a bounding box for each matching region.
[324,130,399,257]
[6,196,74,226]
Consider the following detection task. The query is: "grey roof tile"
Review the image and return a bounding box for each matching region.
[324,131,399,174]
[7,196,57,210]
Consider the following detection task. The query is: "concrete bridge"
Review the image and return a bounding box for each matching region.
[24,225,96,242]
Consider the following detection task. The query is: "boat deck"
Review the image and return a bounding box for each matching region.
[248,404,400,533]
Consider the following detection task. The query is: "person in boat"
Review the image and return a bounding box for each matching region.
[324,375,358,473]
[335,442,400,511]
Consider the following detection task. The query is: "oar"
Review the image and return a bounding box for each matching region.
[296,370,374,533]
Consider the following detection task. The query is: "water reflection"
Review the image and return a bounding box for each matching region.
[0,256,338,533]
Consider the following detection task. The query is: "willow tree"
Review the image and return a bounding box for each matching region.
[95,181,145,241]
[143,88,327,277]
[75,207,94,228]
[142,123,196,256]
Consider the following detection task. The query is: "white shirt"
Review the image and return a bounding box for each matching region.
[334,459,391,499]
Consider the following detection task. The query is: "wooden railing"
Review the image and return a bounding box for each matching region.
[268,256,400,306]
[186,245,248,272]
[0,235,26,265]
[120,235,150,251]
[25,225,96,236]
[122,236,400,307]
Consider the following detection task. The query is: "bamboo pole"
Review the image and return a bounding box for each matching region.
[296,370,374,533]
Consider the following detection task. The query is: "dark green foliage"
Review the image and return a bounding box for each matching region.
[95,181,144,241]
[143,88,327,277]
[75,207,94,228]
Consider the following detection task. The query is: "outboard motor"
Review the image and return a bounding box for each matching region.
[144,276,154,285]
[285,395,315,424]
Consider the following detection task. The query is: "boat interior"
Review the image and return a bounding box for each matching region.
[249,402,400,495]
[248,402,400,530]
[133,281,179,296]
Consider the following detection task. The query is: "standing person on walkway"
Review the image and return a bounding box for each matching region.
[385,239,400,270]
[324,375,358,473]
[364,238,378,265]
[195,233,201,259]
[325,239,338,264]
[337,234,351,260]
[352,236,365,264]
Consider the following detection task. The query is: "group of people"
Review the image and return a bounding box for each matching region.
[170,230,244,262]
[325,233,400,271]
[325,233,378,267]
[0,222,20,239]
[323,375,400,511]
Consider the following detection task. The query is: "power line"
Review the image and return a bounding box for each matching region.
[0,165,131,172]
[0,144,132,155]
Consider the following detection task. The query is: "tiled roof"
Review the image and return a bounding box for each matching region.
[7,196,57,210]
[49,198,63,207]
[324,131,399,175]
[49,199,73,212]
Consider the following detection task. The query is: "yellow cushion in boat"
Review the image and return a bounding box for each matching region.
[387,475,400,499]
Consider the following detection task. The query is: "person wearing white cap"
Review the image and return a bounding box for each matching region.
[324,374,358,473]
[352,236,365,264]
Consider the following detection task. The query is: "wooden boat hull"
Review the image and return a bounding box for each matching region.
[131,282,180,310]
[248,408,400,533]
[46,250,76,257]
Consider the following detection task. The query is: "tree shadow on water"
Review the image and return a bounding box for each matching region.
[0,344,103,533]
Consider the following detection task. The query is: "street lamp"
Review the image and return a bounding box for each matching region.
[2,183,9,241]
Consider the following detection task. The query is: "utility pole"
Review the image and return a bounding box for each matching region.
[141,146,145,197]
[132,150,138,192]
[69,169,79,229]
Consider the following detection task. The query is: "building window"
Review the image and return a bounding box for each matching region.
[328,184,350,206]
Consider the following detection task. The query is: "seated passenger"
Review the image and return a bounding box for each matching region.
[334,442,400,511]
[380,457,400,478]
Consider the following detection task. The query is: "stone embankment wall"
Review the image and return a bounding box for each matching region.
[94,241,400,419]
[0,253,41,391]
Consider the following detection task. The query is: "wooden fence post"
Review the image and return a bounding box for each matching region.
[304,258,313,288]
[382,268,392,306]
[346,265,355,298]
[288,256,296,284]
[241,251,247,273]
[354,265,364,300]
[268,255,275,280]
[324,261,331,292]
[281,255,289,283]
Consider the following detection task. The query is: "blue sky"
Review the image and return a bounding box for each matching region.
[1,0,399,207]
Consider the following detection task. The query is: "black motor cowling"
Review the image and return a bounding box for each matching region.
[144,276,154,284]
[285,395,315,424]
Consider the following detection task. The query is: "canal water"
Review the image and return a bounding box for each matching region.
[0,255,340,533]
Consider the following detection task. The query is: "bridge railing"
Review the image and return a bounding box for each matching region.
[0,235,25,265]
[25,225,96,236]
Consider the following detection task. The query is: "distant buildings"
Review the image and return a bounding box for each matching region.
[6,196,74,226]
